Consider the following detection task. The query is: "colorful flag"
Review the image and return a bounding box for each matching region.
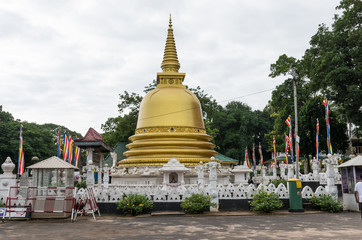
[252,144,256,169]
[285,116,291,128]
[286,116,294,162]
[285,134,289,164]
[86,151,89,165]
[273,136,277,168]
[316,119,319,162]
[57,128,61,158]
[63,134,69,162]
[18,125,25,175]
[74,137,80,167]
[323,96,333,154]
[258,142,263,169]
[245,148,251,168]
[68,136,73,164]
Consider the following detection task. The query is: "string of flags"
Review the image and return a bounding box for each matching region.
[243,143,265,170]
[57,128,81,167]
[17,126,83,176]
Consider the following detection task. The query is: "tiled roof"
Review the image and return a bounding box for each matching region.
[27,156,78,169]
[77,127,104,142]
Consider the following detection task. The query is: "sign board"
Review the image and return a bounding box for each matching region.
[0,208,29,218]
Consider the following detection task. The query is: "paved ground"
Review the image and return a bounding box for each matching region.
[1,211,361,239]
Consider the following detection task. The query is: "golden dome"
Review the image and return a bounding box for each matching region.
[136,87,204,129]
[120,16,217,167]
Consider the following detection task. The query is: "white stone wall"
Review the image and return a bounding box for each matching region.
[78,183,326,203]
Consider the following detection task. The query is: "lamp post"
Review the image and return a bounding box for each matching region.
[292,70,299,179]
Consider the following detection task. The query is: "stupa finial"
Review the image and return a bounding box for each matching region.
[161,15,180,72]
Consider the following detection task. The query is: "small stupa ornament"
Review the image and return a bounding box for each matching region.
[1,157,16,176]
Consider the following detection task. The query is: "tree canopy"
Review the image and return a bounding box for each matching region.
[268,0,358,158]
[0,106,82,173]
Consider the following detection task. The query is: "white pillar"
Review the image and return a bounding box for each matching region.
[280,163,287,180]
[103,164,110,189]
[196,161,204,190]
[86,160,95,187]
[87,148,94,163]
[324,154,338,200]
[287,164,294,180]
[272,164,277,180]
[311,157,319,180]
[206,157,221,212]
[98,154,103,188]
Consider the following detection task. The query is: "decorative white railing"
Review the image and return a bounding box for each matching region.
[76,183,327,203]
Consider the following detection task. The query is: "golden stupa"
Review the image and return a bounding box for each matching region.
[120,16,217,167]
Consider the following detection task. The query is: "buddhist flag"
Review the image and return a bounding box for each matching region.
[74,137,80,167]
[273,137,277,168]
[285,134,289,164]
[245,148,251,168]
[323,96,333,154]
[63,134,69,162]
[86,151,89,165]
[252,144,256,170]
[258,142,263,169]
[57,128,61,158]
[285,116,291,128]
[316,119,319,162]
[18,125,25,175]
[285,116,294,162]
[68,136,73,164]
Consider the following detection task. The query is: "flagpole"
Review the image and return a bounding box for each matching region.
[292,70,300,179]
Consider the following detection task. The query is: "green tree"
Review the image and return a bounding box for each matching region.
[303,0,362,136]
[212,101,273,162]
[268,53,349,162]
[0,106,82,173]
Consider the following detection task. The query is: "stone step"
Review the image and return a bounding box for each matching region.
[151,211,185,216]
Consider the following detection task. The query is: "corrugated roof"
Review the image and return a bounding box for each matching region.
[338,155,362,168]
[215,153,239,164]
[27,156,78,169]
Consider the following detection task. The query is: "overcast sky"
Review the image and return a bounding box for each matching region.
[0,0,341,135]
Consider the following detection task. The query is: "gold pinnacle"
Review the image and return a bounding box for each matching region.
[161,15,180,72]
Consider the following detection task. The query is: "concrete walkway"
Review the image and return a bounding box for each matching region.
[1,211,361,239]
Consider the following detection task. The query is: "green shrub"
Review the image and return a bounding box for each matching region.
[75,181,87,189]
[249,187,283,212]
[270,179,287,187]
[309,194,342,213]
[0,199,4,207]
[181,194,216,214]
[117,193,153,216]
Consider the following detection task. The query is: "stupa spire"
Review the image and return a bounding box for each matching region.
[161,15,180,72]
